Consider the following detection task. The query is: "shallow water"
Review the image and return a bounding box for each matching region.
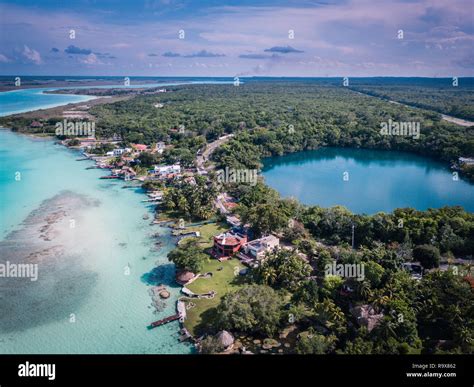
[0,80,233,116]
[0,130,192,353]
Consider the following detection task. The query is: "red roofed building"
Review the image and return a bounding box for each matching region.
[463,275,474,289]
[132,144,148,153]
[30,121,43,128]
[224,202,238,211]
[212,232,247,260]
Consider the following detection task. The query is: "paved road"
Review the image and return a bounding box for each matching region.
[196,134,234,172]
[352,89,474,127]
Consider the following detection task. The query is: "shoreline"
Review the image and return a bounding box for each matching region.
[0,129,192,353]
[0,80,233,118]
[0,93,129,119]
[2,80,472,353]
[0,79,190,92]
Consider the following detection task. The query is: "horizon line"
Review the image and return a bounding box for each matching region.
[1,75,474,79]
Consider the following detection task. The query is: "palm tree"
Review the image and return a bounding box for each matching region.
[357,280,373,300]
[371,291,391,311]
[378,319,397,341]
[260,266,277,286]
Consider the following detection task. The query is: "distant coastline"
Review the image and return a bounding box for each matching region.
[0,79,233,117]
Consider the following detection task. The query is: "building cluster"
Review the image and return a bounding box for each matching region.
[76,138,191,183]
[211,229,280,267]
[209,194,281,266]
[75,132,283,267]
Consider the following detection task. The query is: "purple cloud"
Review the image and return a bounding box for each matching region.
[0,0,472,77]
[64,45,92,55]
[239,53,280,59]
[183,50,226,58]
[162,50,226,58]
[264,46,304,54]
[163,51,181,57]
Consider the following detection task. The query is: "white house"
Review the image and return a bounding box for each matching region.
[113,148,130,156]
[154,164,181,175]
[155,142,167,154]
[240,235,280,261]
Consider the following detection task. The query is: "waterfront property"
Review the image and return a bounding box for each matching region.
[105,148,131,157]
[181,258,245,337]
[154,164,181,176]
[113,148,131,156]
[212,231,247,260]
[29,120,43,128]
[238,235,280,264]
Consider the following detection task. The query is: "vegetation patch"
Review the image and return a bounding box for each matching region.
[183,258,245,336]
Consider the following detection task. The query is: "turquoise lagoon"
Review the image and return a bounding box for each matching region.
[0,129,191,353]
[262,148,474,214]
[0,80,233,353]
[0,81,233,116]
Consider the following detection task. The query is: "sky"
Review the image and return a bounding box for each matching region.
[0,0,473,77]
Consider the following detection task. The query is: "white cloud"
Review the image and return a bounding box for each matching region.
[80,53,102,65]
[110,43,131,48]
[0,54,11,63]
[22,45,42,64]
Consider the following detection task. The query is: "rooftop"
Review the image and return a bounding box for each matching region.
[214,232,246,247]
[246,235,279,251]
[132,144,148,151]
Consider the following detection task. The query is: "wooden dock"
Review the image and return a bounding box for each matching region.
[147,314,180,330]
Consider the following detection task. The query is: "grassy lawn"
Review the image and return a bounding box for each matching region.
[183,257,246,336]
[181,221,228,248]
[171,220,246,336]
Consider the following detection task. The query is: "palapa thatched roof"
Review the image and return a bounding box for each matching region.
[176,270,195,285]
[350,304,384,332]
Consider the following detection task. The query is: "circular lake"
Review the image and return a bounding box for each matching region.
[261,148,474,214]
